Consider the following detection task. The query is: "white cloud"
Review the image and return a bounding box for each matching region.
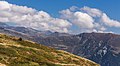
[0,1,72,33]
[60,9,94,28]
[59,9,73,19]
[51,18,72,28]
[73,12,94,28]
[69,6,78,11]
[60,6,120,33]
[81,6,102,17]
[60,7,100,33]
[0,1,119,34]
[0,1,10,11]
[81,6,120,28]
[101,13,120,27]
[11,5,36,15]
[0,17,9,22]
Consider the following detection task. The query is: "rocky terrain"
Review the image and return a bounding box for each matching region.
[35,32,120,66]
[0,22,120,66]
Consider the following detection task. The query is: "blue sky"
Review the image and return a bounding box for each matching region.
[1,0,120,34]
[6,0,120,20]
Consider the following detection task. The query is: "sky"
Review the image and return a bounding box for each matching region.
[0,0,120,34]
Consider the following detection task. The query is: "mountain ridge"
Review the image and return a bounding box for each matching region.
[0,33,99,66]
[1,22,120,66]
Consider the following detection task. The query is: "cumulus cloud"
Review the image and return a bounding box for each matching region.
[81,6,102,17]
[73,12,94,28]
[101,13,120,27]
[60,7,103,33]
[60,6,120,33]
[0,1,72,33]
[0,1,120,34]
[0,1,10,10]
[81,6,120,29]
[60,9,94,28]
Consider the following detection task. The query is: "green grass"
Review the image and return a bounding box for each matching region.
[0,33,100,66]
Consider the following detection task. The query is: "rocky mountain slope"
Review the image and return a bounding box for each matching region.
[0,33,99,66]
[1,22,120,66]
[38,32,120,66]
[75,33,120,66]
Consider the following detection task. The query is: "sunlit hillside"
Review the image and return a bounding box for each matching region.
[0,33,99,66]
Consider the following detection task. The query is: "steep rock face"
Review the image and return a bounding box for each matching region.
[36,35,79,52]
[74,33,120,66]
[37,33,120,66]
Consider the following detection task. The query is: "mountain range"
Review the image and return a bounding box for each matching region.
[0,22,120,66]
[0,33,99,66]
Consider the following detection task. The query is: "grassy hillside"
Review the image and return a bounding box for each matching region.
[0,33,99,66]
